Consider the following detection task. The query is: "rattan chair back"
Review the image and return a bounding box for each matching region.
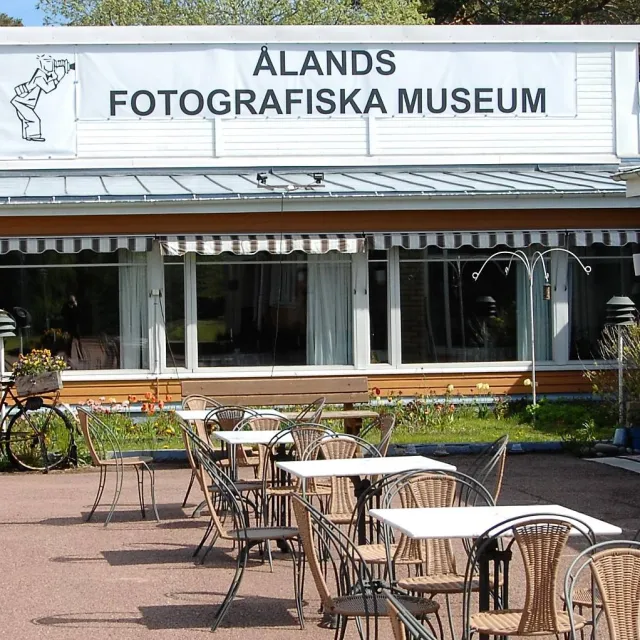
[234,414,293,432]
[462,513,596,640]
[182,395,222,433]
[468,434,509,502]
[360,414,397,456]
[565,540,640,640]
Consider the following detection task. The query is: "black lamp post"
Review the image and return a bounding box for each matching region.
[606,295,637,424]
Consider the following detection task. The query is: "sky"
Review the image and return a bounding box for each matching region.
[2,0,45,25]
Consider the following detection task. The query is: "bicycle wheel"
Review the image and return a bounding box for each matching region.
[5,403,74,471]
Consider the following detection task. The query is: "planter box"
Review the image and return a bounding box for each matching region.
[15,371,63,397]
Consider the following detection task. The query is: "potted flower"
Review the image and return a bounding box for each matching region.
[12,348,68,397]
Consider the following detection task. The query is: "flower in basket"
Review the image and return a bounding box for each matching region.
[12,348,68,378]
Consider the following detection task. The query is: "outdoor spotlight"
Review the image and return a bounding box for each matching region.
[256,172,268,185]
[543,283,552,301]
[312,172,325,185]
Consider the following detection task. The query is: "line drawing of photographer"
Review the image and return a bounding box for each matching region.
[10,55,75,142]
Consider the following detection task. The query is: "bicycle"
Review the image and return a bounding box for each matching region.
[0,380,77,472]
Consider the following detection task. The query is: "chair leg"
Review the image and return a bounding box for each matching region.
[182,469,197,508]
[192,499,207,518]
[289,540,305,629]
[445,594,456,640]
[135,466,145,518]
[104,462,124,527]
[87,465,107,522]
[145,463,160,522]
[211,542,249,631]
[193,519,214,557]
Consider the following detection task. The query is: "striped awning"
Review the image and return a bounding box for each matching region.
[159,234,365,256]
[0,235,153,254]
[369,231,566,250]
[568,230,640,246]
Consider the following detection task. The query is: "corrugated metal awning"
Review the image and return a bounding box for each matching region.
[369,230,566,250]
[159,234,364,256]
[0,167,625,205]
[0,235,153,254]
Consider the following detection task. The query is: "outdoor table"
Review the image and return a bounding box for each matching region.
[211,430,294,480]
[277,456,457,542]
[369,504,622,640]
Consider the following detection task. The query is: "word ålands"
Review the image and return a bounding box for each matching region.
[110,86,546,118]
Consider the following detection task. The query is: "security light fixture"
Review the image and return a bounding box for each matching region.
[312,172,325,185]
[256,172,268,185]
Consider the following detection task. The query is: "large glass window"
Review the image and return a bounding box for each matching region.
[570,246,639,360]
[399,247,551,363]
[0,250,148,370]
[195,252,352,367]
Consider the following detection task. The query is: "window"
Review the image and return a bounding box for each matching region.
[369,250,388,363]
[0,250,148,370]
[570,246,639,360]
[194,252,352,367]
[398,247,551,363]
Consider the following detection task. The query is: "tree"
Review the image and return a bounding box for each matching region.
[421,0,640,24]
[37,0,431,25]
[0,12,23,26]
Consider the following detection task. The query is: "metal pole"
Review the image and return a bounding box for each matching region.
[529,270,537,406]
[618,327,624,425]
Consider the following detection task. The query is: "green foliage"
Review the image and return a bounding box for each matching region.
[38,0,431,25]
[422,0,640,24]
[0,13,23,26]
[561,418,599,455]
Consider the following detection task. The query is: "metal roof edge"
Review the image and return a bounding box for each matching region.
[2,25,640,46]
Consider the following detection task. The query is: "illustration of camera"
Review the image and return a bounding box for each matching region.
[54,60,76,73]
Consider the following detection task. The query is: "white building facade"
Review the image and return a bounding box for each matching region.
[0,25,638,401]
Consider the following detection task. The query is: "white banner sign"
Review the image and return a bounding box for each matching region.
[0,48,76,158]
[77,44,576,120]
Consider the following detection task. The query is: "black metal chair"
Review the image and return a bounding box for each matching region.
[386,590,441,640]
[180,419,305,631]
[292,494,439,640]
[467,434,509,503]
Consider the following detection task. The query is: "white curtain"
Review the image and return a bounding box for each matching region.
[307,254,353,365]
[118,250,149,369]
[517,263,551,360]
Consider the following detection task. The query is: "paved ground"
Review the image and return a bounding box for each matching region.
[0,453,638,639]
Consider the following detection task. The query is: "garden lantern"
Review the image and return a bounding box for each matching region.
[606,295,637,425]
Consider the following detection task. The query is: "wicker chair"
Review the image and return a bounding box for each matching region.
[294,397,326,423]
[360,414,397,457]
[565,540,640,640]
[303,434,381,526]
[180,394,223,507]
[386,591,440,640]
[467,435,509,503]
[183,423,304,631]
[367,470,494,639]
[462,514,596,640]
[77,407,159,526]
[292,494,439,640]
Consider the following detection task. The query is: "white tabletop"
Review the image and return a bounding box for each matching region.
[369,505,622,539]
[212,430,294,445]
[176,408,285,421]
[276,455,456,479]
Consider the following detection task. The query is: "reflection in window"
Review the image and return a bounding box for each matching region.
[399,247,551,363]
[570,246,639,360]
[0,250,148,370]
[369,251,388,363]
[195,252,352,367]
[164,258,185,367]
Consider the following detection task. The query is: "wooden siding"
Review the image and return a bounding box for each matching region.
[0,208,637,237]
[55,370,590,405]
